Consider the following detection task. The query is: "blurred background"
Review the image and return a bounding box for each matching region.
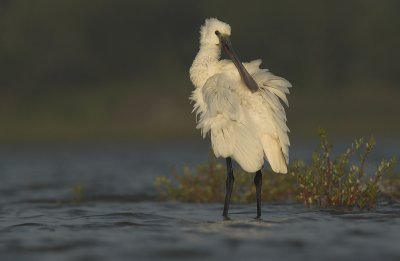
[1,0,399,144]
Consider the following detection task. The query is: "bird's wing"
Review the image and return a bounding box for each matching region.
[198,73,264,172]
[246,61,291,173]
[244,59,291,106]
[190,86,207,125]
[244,59,263,73]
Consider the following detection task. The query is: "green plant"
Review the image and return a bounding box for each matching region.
[380,162,400,200]
[72,184,85,204]
[155,154,298,203]
[295,128,396,209]
[155,129,398,209]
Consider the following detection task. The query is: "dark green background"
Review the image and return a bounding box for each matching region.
[1,0,399,143]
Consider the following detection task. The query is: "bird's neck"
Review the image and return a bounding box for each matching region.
[190,44,221,88]
[194,44,221,64]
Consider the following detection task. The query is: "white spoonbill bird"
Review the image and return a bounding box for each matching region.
[189,18,291,218]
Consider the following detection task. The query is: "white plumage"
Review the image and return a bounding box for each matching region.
[190,18,291,174]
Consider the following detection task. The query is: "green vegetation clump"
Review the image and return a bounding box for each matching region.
[72,184,85,204]
[155,156,297,204]
[155,130,399,209]
[380,168,400,201]
[294,129,396,209]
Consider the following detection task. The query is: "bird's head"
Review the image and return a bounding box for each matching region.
[198,18,259,93]
[200,18,231,46]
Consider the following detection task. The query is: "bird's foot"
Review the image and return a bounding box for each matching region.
[223,215,232,221]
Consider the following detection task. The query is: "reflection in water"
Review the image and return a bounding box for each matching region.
[191,219,276,239]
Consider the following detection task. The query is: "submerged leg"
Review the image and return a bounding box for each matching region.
[223,157,234,218]
[254,170,263,218]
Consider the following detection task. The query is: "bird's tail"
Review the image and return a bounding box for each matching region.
[260,134,287,174]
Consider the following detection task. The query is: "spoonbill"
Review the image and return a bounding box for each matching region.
[189,18,291,218]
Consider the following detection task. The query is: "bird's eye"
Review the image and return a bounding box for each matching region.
[215,30,220,36]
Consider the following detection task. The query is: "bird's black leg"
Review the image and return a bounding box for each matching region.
[254,170,263,218]
[223,157,234,219]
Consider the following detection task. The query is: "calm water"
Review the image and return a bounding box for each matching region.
[0,142,399,261]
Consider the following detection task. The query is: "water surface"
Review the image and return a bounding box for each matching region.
[0,143,399,260]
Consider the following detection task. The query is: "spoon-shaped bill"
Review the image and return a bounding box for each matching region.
[218,33,259,93]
